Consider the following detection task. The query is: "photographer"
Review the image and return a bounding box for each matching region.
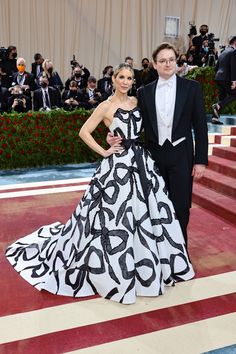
[176,53,198,77]
[61,80,83,111]
[212,35,236,124]
[65,63,90,90]
[186,45,199,66]
[198,39,218,67]
[190,24,209,54]
[80,76,103,109]
[0,45,18,88]
[8,85,32,113]
[97,65,113,100]
[139,58,157,86]
[0,82,9,113]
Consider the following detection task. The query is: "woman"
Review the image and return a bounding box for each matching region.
[176,53,198,77]
[5,63,194,304]
[40,59,63,92]
[139,57,154,86]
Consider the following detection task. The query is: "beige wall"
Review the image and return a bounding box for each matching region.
[0,0,235,82]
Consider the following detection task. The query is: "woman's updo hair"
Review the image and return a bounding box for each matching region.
[113,63,134,78]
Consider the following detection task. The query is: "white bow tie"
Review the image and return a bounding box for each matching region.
[158,78,173,88]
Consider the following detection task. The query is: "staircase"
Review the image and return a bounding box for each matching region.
[193,125,236,225]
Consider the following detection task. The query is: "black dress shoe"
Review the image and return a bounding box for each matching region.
[211,116,223,125]
[212,104,220,118]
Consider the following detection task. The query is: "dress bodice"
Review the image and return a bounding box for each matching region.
[109,107,142,140]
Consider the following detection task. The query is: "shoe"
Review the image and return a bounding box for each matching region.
[211,116,223,125]
[212,103,220,118]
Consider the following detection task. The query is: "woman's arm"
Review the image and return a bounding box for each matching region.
[79,102,123,157]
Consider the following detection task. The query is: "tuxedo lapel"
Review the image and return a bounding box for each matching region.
[147,80,158,136]
[172,76,188,132]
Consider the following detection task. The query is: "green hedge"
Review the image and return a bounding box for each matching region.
[1,67,236,169]
[0,109,108,169]
[185,66,236,114]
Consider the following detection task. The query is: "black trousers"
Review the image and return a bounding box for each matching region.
[150,140,192,245]
[217,80,236,109]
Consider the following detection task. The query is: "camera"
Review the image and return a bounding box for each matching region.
[16,98,24,106]
[207,33,220,50]
[188,22,197,37]
[0,47,8,61]
[205,33,220,66]
[70,54,79,69]
[93,89,101,101]
[177,59,187,67]
[219,45,226,53]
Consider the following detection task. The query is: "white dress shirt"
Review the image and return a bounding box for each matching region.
[36,64,41,78]
[88,88,94,99]
[41,88,51,109]
[155,74,185,146]
[17,73,25,86]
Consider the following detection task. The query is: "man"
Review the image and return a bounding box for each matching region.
[33,76,61,111]
[124,56,142,96]
[191,24,209,54]
[61,80,83,111]
[97,65,114,100]
[65,65,90,91]
[137,42,208,244]
[0,45,18,88]
[31,53,44,85]
[212,35,236,124]
[80,76,103,109]
[0,81,9,113]
[11,57,36,96]
[8,84,32,113]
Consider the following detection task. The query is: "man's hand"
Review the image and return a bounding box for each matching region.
[22,84,30,91]
[107,132,122,146]
[192,164,206,179]
[103,144,124,157]
[12,98,18,108]
[231,81,236,90]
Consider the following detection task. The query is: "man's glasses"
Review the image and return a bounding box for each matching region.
[156,58,176,65]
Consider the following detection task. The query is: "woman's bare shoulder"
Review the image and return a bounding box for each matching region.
[129,96,138,106]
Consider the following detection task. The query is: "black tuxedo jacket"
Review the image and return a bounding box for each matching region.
[33,87,61,111]
[215,46,236,82]
[0,86,9,112]
[8,94,32,112]
[31,62,43,79]
[192,34,208,52]
[97,77,113,99]
[12,71,36,92]
[138,76,208,168]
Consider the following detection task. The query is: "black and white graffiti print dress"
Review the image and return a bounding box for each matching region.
[5,107,194,304]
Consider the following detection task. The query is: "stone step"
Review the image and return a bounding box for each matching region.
[215,135,224,144]
[208,144,227,156]
[192,183,236,225]
[199,169,236,198]
[231,138,236,148]
[220,135,236,146]
[208,133,221,144]
[208,155,236,178]
[231,127,236,135]
[212,146,236,161]
[220,125,235,135]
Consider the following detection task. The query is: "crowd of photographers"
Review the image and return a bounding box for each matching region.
[0,25,235,124]
[0,48,159,114]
